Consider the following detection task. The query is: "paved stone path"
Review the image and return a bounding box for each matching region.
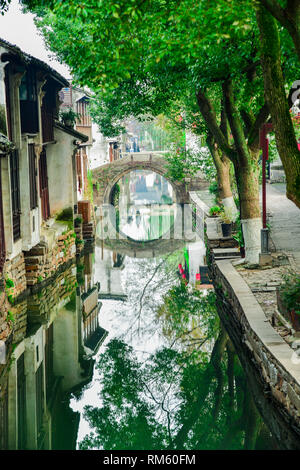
[266,183,300,271]
[197,183,300,270]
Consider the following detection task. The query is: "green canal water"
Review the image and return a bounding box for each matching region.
[0,171,277,450]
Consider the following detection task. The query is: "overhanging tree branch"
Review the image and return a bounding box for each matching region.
[257,0,300,60]
[222,80,249,163]
[196,88,236,160]
[248,103,270,151]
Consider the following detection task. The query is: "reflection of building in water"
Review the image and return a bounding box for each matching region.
[94,245,127,301]
[0,258,106,450]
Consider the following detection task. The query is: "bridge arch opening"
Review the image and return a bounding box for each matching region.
[107,169,177,243]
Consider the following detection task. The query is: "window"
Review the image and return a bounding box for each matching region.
[76,98,91,126]
[39,148,50,220]
[41,82,56,143]
[19,69,39,134]
[28,144,38,210]
[10,149,21,241]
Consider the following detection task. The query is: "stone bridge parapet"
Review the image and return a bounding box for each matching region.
[92,152,207,206]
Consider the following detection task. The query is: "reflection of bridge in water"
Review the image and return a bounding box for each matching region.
[93,154,207,300]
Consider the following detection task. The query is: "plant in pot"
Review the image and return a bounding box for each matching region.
[278,272,300,331]
[209,205,222,217]
[59,108,79,128]
[219,207,234,237]
[74,215,83,228]
[233,217,245,257]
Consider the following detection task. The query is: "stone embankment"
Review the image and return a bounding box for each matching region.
[206,217,300,449]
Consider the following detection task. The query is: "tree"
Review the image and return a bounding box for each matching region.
[256,0,300,61]
[256,3,300,208]
[20,0,299,259]
[0,0,10,14]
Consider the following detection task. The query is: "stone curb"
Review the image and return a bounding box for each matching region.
[216,259,300,386]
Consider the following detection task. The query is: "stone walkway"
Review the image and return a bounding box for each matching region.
[266,183,300,271]
[200,182,300,345]
[237,183,300,343]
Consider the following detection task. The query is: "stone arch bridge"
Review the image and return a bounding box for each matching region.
[92,151,206,206]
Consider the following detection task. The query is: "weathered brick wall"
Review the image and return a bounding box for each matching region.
[10,299,27,344]
[24,230,76,286]
[0,285,11,342]
[26,263,77,324]
[3,253,27,298]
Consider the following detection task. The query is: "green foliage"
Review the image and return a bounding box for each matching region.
[7,294,14,305]
[65,291,76,311]
[0,0,10,15]
[209,181,219,204]
[56,207,73,221]
[233,226,244,248]
[219,207,235,224]
[55,207,74,230]
[7,310,15,323]
[209,206,222,217]
[165,148,204,182]
[157,282,218,351]
[279,272,300,316]
[75,235,83,246]
[59,107,79,126]
[5,277,14,289]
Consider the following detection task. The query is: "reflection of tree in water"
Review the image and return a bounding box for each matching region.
[79,256,275,450]
[117,253,180,343]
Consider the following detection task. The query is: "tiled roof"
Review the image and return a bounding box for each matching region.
[0,37,69,87]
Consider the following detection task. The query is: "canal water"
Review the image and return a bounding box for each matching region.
[0,170,276,450]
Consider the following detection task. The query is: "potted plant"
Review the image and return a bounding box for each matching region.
[74,215,83,228]
[232,217,245,257]
[59,108,79,127]
[277,272,300,331]
[233,228,245,257]
[209,205,222,217]
[219,207,234,237]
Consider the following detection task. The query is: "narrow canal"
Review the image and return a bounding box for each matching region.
[0,170,277,450]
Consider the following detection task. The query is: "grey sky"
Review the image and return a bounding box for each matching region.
[0,0,70,79]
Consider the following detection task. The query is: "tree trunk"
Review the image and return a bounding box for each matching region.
[244,390,261,450]
[206,133,237,212]
[233,156,262,264]
[256,4,300,209]
[196,87,263,263]
[258,0,300,62]
[215,151,232,201]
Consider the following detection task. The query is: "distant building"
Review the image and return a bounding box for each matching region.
[59,84,93,202]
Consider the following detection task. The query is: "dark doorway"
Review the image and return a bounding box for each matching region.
[39,148,50,220]
[10,149,21,241]
[17,353,27,449]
